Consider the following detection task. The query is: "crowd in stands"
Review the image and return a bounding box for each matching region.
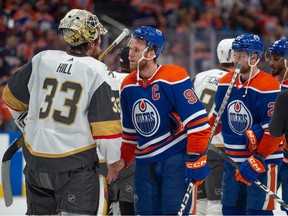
[1,0,288,130]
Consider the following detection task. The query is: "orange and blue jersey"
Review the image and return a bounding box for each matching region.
[280,79,288,90]
[120,64,211,165]
[213,70,283,165]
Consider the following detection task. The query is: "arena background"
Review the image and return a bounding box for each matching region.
[1,0,288,214]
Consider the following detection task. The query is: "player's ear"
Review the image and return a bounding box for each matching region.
[89,37,101,49]
[89,42,95,48]
[147,49,156,59]
[250,52,258,61]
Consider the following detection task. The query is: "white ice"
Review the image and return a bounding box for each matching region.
[0,195,287,215]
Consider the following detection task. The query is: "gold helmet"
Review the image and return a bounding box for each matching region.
[58,9,107,46]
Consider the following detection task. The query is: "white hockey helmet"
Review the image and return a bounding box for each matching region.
[58,9,107,46]
[217,38,235,63]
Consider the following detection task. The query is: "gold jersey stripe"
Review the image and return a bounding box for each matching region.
[213,143,224,148]
[23,135,96,158]
[90,120,122,136]
[99,159,106,163]
[2,86,28,111]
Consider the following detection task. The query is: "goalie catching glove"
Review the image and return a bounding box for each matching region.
[235,153,267,186]
[244,124,264,153]
[184,153,210,186]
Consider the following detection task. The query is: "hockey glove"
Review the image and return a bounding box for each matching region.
[235,153,267,186]
[168,112,184,136]
[15,111,28,132]
[184,153,210,186]
[244,124,264,153]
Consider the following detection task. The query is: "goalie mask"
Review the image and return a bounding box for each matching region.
[132,26,165,58]
[232,33,264,59]
[58,9,107,46]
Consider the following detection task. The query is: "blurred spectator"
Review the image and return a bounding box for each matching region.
[0,83,17,131]
[34,0,56,34]
[176,6,198,33]
[69,0,95,12]
[12,1,37,35]
[130,0,166,29]
[17,29,37,62]
[0,34,22,81]
[1,0,288,118]
[161,0,182,29]
[193,41,213,75]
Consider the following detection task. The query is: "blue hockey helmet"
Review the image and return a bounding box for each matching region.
[268,39,288,57]
[132,26,165,57]
[232,33,264,58]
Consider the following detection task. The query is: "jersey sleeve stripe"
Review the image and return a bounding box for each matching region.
[186,116,209,128]
[122,127,137,134]
[90,120,122,136]
[122,139,138,145]
[187,124,210,134]
[183,110,207,126]
[2,86,28,111]
[122,133,137,140]
[93,133,122,139]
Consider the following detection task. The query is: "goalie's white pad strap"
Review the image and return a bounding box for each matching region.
[97,174,108,216]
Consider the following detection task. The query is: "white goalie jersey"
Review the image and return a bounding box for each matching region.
[193,69,228,145]
[3,50,122,172]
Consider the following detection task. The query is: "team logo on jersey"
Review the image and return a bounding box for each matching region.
[227,100,252,135]
[132,99,160,137]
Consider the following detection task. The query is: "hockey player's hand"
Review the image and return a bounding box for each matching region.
[244,124,264,152]
[107,159,125,184]
[235,153,267,186]
[184,153,210,186]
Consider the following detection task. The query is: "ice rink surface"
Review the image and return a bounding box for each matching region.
[0,195,287,215]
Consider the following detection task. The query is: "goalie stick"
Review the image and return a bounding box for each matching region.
[98,28,130,62]
[178,62,242,216]
[1,28,130,207]
[1,135,24,207]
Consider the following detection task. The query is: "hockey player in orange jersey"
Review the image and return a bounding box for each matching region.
[107,26,211,215]
[211,34,283,215]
